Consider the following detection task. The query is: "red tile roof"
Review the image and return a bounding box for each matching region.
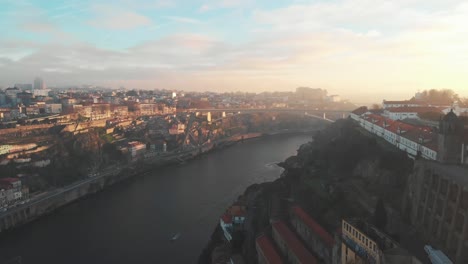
[291,206,335,248]
[0,177,20,184]
[272,221,318,264]
[351,106,368,116]
[221,213,232,224]
[256,235,284,264]
[229,206,247,217]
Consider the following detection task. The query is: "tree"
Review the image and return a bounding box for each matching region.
[371,104,381,110]
[417,89,459,105]
[373,198,387,230]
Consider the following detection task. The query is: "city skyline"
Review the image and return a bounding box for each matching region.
[1,0,468,103]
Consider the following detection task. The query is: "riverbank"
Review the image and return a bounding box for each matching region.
[0,130,316,235]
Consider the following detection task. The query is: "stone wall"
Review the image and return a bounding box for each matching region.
[403,159,468,263]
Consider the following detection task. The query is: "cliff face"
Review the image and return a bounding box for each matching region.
[199,118,416,263]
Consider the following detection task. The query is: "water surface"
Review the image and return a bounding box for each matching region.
[0,134,311,264]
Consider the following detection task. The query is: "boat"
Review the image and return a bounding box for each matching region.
[171,233,181,242]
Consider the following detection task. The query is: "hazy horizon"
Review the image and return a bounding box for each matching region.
[2,0,468,104]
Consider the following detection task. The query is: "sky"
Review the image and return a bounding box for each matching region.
[1,0,468,103]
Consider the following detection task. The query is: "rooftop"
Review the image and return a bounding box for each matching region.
[291,206,335,248]
[220,213,232,224]
[384,106,443,113]
[272,221,318,264]
[256,234,284,264]
[0,177,20,184]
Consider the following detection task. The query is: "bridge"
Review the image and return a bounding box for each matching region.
[180,108,349,149]
[189,108,348,123]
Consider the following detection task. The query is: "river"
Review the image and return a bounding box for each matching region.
[0,134,311,264]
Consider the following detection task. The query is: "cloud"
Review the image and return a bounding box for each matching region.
[2,0,468,102]
[165,16,203,24]
[199,0,253,12]
[87,5,152,30]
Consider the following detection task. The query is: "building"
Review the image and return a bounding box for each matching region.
[256,234,284,264]
[0,178,23,206]
[111,105,128,117]
[341,219,421,264]
[290,206,338,264]
[0,92,6,105]
[33,89,50,97]
[46,104,63,114]
[219,205,247,241]
[34,77,46,90]
[382,107,442,121]
[350,107,369,122]
[220,213,233,241]
[228,205,246,225]
[327,95,342,103]
[90,104,111,120]
[0,145,12,156]
[169,123,186,135]
[437,110,464,164]
[9,143,37,154]
[403,159,468,263]
[127,141,146,160]
[139,103,159,115]
[424,245,453,264]
[25,105,40,116]
[352,110,438,161]
[5,87,20,104]
[295,87,327,102]
[272,220,318,264]
[14,83,32,91]
[443,104,468,117]
[383,100,422,109]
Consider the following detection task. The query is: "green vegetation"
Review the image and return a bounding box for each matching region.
[416,89,461,105]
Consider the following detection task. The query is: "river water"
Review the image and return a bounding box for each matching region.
[0,134,311,264]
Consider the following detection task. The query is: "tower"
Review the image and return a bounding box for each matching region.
[34,77,45,90]
[437,110,463,163]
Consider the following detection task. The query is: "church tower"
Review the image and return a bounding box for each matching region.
[438,110,463,163]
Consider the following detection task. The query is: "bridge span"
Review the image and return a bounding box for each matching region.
[190,108,349,122]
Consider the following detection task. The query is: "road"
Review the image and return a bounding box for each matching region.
[0,166,122,218]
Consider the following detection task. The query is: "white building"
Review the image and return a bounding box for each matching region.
[33,89,50,97]
[353,110,438,161]
[0,145,12,156]
[383,100,422,109]
[46,104,63,114]
[128,141,146,159]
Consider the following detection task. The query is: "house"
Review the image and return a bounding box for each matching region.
[0,178,23,206]
[219,205,247,241]
[272,221,318,264]
[127,141,146,160]
[350,106,368,122]
[256,234,284,264]
[228,205,246,225]
[220,213,233,241]
[290,206,338,264]
[350,107,440,161]
[383,107,442,121]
